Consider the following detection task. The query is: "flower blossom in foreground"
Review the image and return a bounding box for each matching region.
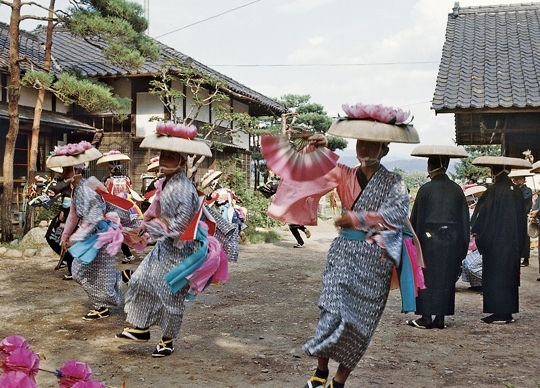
[0,371,37,388]
[1,347,40,380]
[0,335,29,360]
[56,360,93,388]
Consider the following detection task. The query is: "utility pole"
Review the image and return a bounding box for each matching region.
[144,0,150,35]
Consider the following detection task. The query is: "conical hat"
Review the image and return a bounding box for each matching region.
[49,166,63,173]
[140,133,212,157]
[531,161,540,174]
[96,151,131,166]
[472,156,532,169]
[410,145,468,158]
[200,170,223,189]
[463,185,486,197]
[46,146,102,168]
[508,169,535,177]
[147,158,160,172]
[327,119,419,144]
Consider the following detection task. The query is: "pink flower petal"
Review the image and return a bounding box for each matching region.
[57,360,93,388]
[2,348,40,379]
[72,380,107,388]
[0,371,37,388]
[0,335,29,360]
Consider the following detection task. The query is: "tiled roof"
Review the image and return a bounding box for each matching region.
[0,22,286,116]
[0,22,45,73]
[432,2,540,112]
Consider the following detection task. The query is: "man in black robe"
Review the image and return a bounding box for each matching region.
[510,173,533,267]
[408,154,470,329]
[471,162,527,324]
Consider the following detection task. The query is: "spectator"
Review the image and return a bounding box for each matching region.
[471,156,530,324]
[407,145,470,330]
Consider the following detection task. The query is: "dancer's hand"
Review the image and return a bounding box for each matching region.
[334,212,353,228]
[308,134,328,148]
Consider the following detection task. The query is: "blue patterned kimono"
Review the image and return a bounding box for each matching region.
[302,164,409,370]
[124,171,199,338]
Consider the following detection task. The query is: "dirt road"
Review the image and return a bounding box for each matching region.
[1,220,540,387]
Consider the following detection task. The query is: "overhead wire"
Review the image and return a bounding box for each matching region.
[154,0,264,39]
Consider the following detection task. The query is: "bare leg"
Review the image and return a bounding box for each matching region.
[317,357,329,372]
[334,363,351,384]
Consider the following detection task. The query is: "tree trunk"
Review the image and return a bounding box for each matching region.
[24,0,55,233]
[1,0,22,242]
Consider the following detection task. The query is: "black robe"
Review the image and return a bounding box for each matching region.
[411,174,470,316]
[471,174,526,314]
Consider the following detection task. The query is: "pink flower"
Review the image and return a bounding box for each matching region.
[72,380,107,388]
[342,102,410,124]
[0,371,37,388]
[150,156,159,163]
[156,121,198,139]
[56,360,93,388]
[106,150,121,155]
[2,347,40,379]
[0,335,29,360]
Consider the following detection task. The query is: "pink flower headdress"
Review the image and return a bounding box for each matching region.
[341,102,412,125]
[156,121,197,140]
[52,141,93,157]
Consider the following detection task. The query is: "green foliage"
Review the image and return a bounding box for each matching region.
[243,228,281,244]
[21,71,54,89]
[395,168,429,190]
[453,144,501,183]
[65,0,160,69]
[327,135,348,151]
[35,203,59,224]
[51,73,131,118]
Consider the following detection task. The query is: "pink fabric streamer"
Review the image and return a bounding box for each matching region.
[0,335,29,360]
[187,235,227,295]
[95,225,124,256]
[405,238,426,296]
[212,249,229,284]
[0,371,37,388]
[1,348,40,380]
[56,360,93,388]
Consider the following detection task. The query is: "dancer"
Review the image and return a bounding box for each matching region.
[116,124,213,357]
[47,141,125,320]
[97,151,137,264]
[288,224,311,248]
[264,103,419,388]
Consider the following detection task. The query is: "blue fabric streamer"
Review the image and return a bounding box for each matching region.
[398,227,417,313]
[341,226,417,313]
[164,226,209,294]
[68,220,112,265]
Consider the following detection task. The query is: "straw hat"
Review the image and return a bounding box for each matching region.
[463,185,487,197]
[140,133,212,156]
[49,166,63,173]
[472,156,532,169]
[327,119,419,143]
[46,141,102,168]
[147,157,160,172]
[508,169,535,178]
[96,150,131,166]
[410,145,468,158]
[531,161,540,174]
[200,170,223,189]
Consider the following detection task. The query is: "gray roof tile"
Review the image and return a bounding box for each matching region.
[0,22,286,116]
[433,2,540,111]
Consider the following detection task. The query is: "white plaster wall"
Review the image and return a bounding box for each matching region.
[136,92,163,137]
